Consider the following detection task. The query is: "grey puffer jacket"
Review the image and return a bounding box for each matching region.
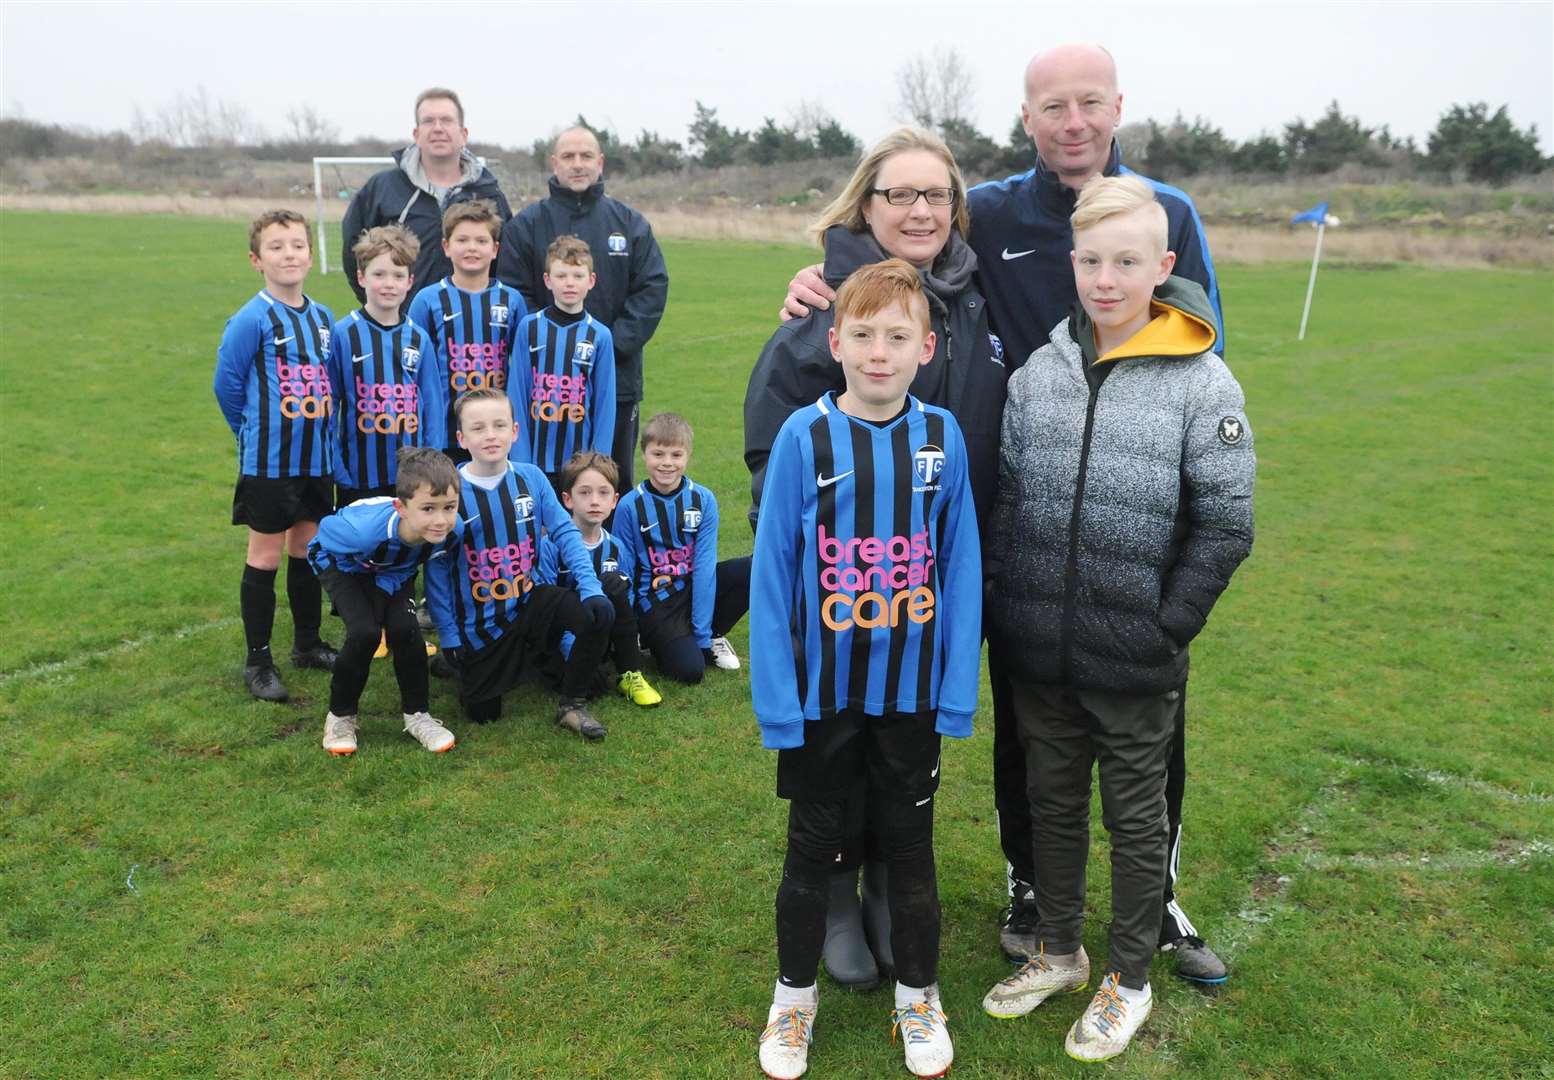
[987,275,1254,696]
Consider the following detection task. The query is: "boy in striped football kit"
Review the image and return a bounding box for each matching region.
[328,226,445,506]
[507,235,616,489]
[407,200,527,465]
[424,389,617,740]
[613,413,750,685]
[214,210,340,703]
[751,261,981,1080]
[536,452,661,708]
[307,448,463,756]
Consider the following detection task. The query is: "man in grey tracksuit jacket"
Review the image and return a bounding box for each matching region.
[341,145,512,304]
[987,274,1254,993]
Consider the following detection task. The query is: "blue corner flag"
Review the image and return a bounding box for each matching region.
[1292,201,1329,225]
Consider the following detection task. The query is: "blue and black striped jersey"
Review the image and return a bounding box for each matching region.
[307,497,462,594]
[406,278,527,452]
[535,528,633,591]
[214,290,336,478]
[507,310,616,475]
[425,462,603,651]
[613,477,719,648]
[750,393,982,749]
[326,311,445,491]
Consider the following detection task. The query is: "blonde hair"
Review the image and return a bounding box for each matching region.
[641,412,693,453]
[1070,175,1167,252]
[811,127,970,245]
[834,259,930,334]
[351,224,420,270]
[546,234,594,272]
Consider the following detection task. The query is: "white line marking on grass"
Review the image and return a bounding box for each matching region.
[0,617,238,687]
[125,864,141,896]
[1300,839,1553,872]
[1336,754,1553,804]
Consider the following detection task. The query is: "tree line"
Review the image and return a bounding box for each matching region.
[1,73,1545,187]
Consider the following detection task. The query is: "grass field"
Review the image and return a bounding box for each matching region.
[2,211,1552,1079]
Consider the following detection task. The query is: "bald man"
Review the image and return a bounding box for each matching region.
[781,44,1228,988]
[497,127,669,489]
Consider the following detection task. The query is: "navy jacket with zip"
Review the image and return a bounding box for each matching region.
[495,177,668,403]
[340,147,512,304]
[968,142,1224,367]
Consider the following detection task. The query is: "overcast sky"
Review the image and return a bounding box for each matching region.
[4,1,1551,154]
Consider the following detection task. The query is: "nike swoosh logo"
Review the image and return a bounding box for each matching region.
[640,523,656,533]
[1001,248,1036,261]
[530,345,544,352]
[443,312,458,322]
[816,470,853,488]
[273,336,294,346]
[930,762,940,779]
[352,354,370,362]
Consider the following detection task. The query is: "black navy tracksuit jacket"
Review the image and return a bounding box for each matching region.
[967,142,1224,367]
[495,177,668,404]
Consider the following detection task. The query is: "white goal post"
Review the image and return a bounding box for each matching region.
[312,157,391,275]
[311,156,500,275]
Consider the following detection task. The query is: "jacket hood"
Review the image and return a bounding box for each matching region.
[819,225,978,318]
[397,145,484,195]
[546,174,606,210]
[1069,274,1218,367]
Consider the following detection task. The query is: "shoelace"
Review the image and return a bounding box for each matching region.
[892,1001,944,1045]
[761,1007,814,1048]
[1005,941,1056,983]
[1088,975,1127,1036]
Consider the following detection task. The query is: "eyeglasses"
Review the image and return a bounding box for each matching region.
[869,186,956,206]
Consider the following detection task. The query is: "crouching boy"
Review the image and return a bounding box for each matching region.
[425,388,617,739]
[613,413,749,684]
[537,451,661,707]
[751,260,982,1080]
[307,447,463,755]
[979,176,1254,1062]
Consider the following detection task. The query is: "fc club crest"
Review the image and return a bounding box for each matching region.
[513,495,535,520]
[1218,416,1245,446]
[318,326,331,351]
[574,340,596,367]
[401,345,421,373]
[601,557,619,574]
[491,304,510,327]
[914,445,946,486]
[683,508,702,530]
[607,232,628,255]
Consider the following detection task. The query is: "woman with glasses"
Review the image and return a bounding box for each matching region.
[743,127,1008,1018]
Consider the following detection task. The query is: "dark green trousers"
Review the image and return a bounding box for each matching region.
[1012,680,1177,988]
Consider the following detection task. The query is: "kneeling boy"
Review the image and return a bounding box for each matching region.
[308,447,462,755]
[425,389,617,739]
[613,413,749,684]
[751,260,982,1079]
[538,451,661,707]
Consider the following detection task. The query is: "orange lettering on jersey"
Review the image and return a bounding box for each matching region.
[357,413,420,436]
[281,395,332,420]
[820,586,935,632]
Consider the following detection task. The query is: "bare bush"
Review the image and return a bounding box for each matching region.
[895,46,976,130]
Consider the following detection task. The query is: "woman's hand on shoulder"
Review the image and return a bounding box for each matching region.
[779,263,832,322]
